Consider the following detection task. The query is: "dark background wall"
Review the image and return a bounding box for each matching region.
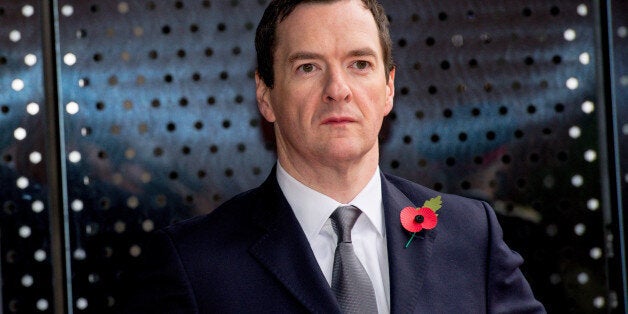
[0,0,626,313]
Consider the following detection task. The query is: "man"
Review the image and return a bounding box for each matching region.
[123,0,545,312]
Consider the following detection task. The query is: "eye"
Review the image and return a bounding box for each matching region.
[298,63,315,73]
[352,60,371,70]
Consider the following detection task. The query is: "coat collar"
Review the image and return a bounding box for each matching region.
[247,169,341,313]
[382,173,437,314]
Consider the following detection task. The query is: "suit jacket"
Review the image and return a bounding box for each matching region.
[121,169,545,313]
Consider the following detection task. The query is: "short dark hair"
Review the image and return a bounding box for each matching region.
[255,0,394,88]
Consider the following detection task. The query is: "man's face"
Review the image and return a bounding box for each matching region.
[256,0,395,169]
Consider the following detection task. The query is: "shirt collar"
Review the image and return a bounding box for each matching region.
[276,163,384,243]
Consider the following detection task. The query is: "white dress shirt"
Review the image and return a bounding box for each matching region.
[276,163,390,313]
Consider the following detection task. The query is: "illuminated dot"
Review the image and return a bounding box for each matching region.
[620,75,628,87]
[32,200,45,213]
[584,150,597,162]
[571,174,584,187]
[17,176,29,189]
[66,101,79,114]
[61,5,74,17]
[566,77,579,90]
[593,296,605,308]
[68,151,82,163]
[577,4,588,16]
[142,219,154,232]
[19,225,32,238]
[63,53,77,66]
[550,273,561,284]
[574,223,586,236]
[9,30,21,42]
[24,53,37,66]
[451,34,464,47]
[22,274,34,287]
[12,79,25,91]
[129,245,142,257]
[127,196,139,208]
[587,198,600,211]
[34,249,47,261]
[114,221,126,233]
[76,297,88,310]
[569,126,582,139]
[14,127,27,140]
[590,247,603,259]
[73,249,86,260]
[78,79,87,87]
[581,100,594,113]
[577,272,589,284]
[30,151,43,164]
[118,2,130,14]
[36,299,49,311]
[22,5,35,17]
[564,29,576,41]
[71,199,84,212]
[623,124,628,135]
[579,52,590,65]
[618,26,627,38]
[26,102,40,115]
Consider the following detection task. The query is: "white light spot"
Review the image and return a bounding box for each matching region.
[577,272,589,284]
[590,247,603,259]
[593,296,605,308]
[577,4,588,16]
[61,5,74,17]
[12,79,25,91]
[71,199,84,212]
[564,29,577,41]
[76,297,88,310]
[569,126,582,139]
[30,151,43,164]
[623,124,628,135]
[451,34,464,47]
[78,79,87,87]
[587,198,600,211]
[584,150,597,162]
[73,249,86,260]
[114,221,126,233]
[22,274,34,287]
[571,174,584,187]
[34,249,47,262]
[620,75,628,87]
[19,225,32,238]
[566,77,579,90]
[129,245,142,257]
[574,223,586,236]
[26,102,40,115]
[24,53,37,66]
[66,101,79,114]
[32,200,45,213]
[63,53,77,66]
[550,273,561,284]
[142,219,154,232]
[14,127,27,140]
[118,2,130,14]
[68,151,82,163]
[17,176,29,189]
[36,299,49,311]
[22,5,35,17]
[618,26,627,38]
[127,196,139,209]
[581,100,595,113]
[579,52,590,65]
[9,30,21,42]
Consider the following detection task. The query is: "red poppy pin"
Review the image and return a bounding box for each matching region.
[400,196,442,248]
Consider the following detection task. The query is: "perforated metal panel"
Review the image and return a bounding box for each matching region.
[1,0,626,313]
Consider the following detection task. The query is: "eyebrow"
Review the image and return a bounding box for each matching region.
[287,48,378,64]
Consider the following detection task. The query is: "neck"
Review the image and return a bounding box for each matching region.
[277,149,379,204]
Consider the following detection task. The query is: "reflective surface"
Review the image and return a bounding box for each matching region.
[0,0,626,313]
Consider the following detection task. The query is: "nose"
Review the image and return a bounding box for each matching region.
[323,67,351,104]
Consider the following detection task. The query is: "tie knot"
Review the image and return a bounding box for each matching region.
[330,205,361,244]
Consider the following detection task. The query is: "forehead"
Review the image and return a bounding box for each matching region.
[274,0,381,58]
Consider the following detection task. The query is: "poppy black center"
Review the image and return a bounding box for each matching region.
[414,215,424,223]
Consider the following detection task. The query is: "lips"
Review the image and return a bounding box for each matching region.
[321,116,356,125]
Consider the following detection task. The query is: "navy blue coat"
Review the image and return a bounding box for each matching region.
[122,169,545,313]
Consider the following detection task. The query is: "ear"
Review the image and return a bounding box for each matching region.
[255,72,276,123]
[384,67,395,115]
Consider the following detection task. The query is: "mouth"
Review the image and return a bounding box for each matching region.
[321,116,356,125]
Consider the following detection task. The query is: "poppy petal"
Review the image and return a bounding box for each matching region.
[400,206,423,232]
[418,207,438,229]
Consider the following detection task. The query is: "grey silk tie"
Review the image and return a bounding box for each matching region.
[330,205,378,313]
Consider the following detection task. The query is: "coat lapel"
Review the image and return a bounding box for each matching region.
[382,175,437,314]
[248,171,341,313]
